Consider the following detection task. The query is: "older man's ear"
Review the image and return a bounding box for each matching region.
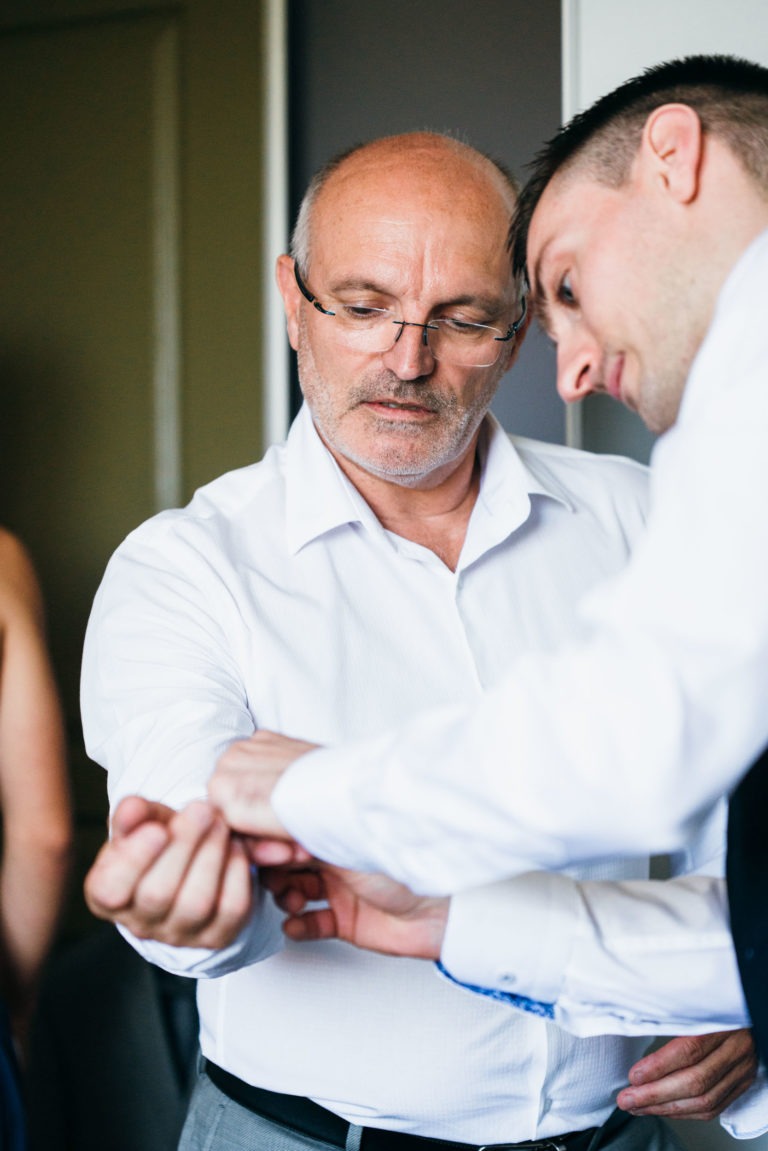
[275,254,303,351]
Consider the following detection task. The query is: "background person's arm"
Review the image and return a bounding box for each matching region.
[0,530,72,1042]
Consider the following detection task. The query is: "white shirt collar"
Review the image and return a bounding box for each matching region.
[285,403,570,561]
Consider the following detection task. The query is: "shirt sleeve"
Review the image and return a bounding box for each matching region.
[440,872,747,1036]
[81,518,285,977]
[438,799,748,1035]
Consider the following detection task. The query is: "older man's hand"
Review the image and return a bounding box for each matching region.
[619,1028,758,1120]
[208,731,317,866]
[84,795,254,949]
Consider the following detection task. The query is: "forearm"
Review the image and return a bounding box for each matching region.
[0,826,72,1010]
[0,531,73,1012]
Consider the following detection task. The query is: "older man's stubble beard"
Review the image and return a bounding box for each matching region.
[296,331,501,487]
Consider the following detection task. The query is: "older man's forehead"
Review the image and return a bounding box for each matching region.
[317,140,516,229]
[314,177,514,285]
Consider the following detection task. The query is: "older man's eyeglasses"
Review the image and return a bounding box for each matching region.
[294,265,526,369]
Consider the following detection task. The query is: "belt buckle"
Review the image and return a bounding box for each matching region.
[478,1144,567,1151]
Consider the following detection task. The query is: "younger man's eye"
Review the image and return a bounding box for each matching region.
[558,275,576,306]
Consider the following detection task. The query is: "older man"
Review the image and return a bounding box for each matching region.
[83,132,757,1150]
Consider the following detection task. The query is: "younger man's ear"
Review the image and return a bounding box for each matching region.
[643,103,704,204]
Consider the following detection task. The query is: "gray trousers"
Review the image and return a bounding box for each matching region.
[177,1069,686,1151]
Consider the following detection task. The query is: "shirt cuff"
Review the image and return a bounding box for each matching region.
[272,746,381,871]
[439,871,582,1003]
[720,1064,768,1139]
[117,881,286,978]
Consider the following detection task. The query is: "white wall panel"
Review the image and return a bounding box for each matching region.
[564,0,768,117]
[562,0,768,461]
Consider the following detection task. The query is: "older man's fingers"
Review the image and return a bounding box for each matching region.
[131,801,217,924]
[110,795,174,839]
[84,820,170,917]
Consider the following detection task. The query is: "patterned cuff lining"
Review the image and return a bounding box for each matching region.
[435,961,555,1019]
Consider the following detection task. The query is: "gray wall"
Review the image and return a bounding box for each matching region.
[288,0,563,442]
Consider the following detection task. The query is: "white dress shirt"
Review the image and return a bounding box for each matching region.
[273,231,768,893]
[81,405,761,1141]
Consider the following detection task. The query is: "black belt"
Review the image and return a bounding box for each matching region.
[204,1061,598,1151]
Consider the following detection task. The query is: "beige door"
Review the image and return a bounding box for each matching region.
[0,0,267,935]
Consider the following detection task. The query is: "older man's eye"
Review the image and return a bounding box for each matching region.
[341,305,392,324]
